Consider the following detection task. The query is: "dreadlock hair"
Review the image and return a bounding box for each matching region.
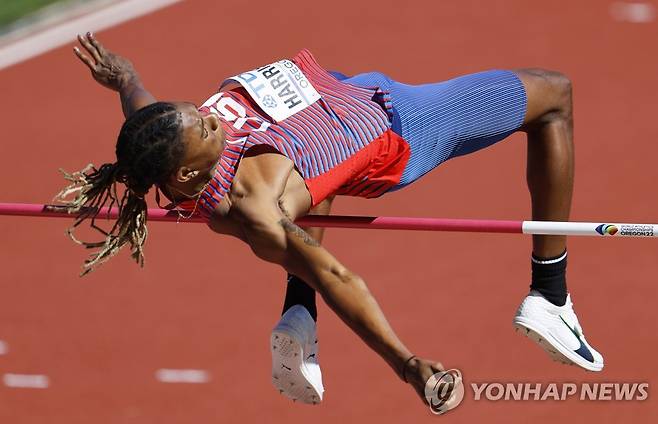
[54,102,185,276]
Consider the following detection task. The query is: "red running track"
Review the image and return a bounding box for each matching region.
[0,1,657,422]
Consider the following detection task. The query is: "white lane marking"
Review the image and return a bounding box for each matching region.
[610,2,656,23]
[0,0,182,70]
[155,369,211,384]
[0,340,7,355]
[3,373,50,389]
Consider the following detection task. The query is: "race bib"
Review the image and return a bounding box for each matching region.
[224,59,321,122]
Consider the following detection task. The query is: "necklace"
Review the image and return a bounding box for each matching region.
[160,158,221,222]
[164,178,213,223]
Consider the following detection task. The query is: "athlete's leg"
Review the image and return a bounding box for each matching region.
[281,196,334,319]
[512,69,573,305]
[272,196,334,404]
[515,69,574,259]
[512,69,603,371]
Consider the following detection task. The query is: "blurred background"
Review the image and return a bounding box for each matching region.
[1,0,78,30]
[0,0,657,423]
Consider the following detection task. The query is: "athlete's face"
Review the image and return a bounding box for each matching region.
[172,102,225,183]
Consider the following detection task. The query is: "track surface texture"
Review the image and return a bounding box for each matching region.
[1,1,657,422]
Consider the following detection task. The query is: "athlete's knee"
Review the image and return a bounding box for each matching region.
[516,68,573,125]
[543,70,572,119]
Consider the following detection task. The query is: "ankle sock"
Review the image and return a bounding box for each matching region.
[530,250,568,307]
[282,274,317,321]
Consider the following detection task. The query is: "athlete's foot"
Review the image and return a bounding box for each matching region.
[513,290,604,371]
[271,305,324,404]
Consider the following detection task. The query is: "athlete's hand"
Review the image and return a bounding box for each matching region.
[403,356,464,414]
[73,32,138,92]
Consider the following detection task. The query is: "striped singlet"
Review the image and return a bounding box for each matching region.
[186,50,408,219]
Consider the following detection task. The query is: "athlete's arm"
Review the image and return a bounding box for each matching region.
[74,33,156,117]
[237,198,414,375]
[225,153,440,403]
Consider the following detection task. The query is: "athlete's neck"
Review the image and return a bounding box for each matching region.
[162,175,212,203]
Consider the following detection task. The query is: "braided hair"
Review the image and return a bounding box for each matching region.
[54,102,185,276]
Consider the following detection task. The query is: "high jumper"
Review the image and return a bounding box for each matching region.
[58,32,603,411]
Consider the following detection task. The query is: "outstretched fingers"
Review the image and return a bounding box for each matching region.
[77,33,101,63]
[87,32,107,57]
[73,45,96,71]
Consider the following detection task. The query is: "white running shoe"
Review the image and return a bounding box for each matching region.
[513,291,604,372]
[271,305,324,404]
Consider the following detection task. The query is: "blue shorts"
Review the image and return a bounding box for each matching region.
[334,70,527,190]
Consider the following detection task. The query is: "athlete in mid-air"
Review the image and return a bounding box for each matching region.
[59,33,603,410]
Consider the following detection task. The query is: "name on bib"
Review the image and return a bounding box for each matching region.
[225,59,321,122]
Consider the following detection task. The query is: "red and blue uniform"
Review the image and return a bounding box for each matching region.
[184,49,527,219]
[191,49,409,218]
